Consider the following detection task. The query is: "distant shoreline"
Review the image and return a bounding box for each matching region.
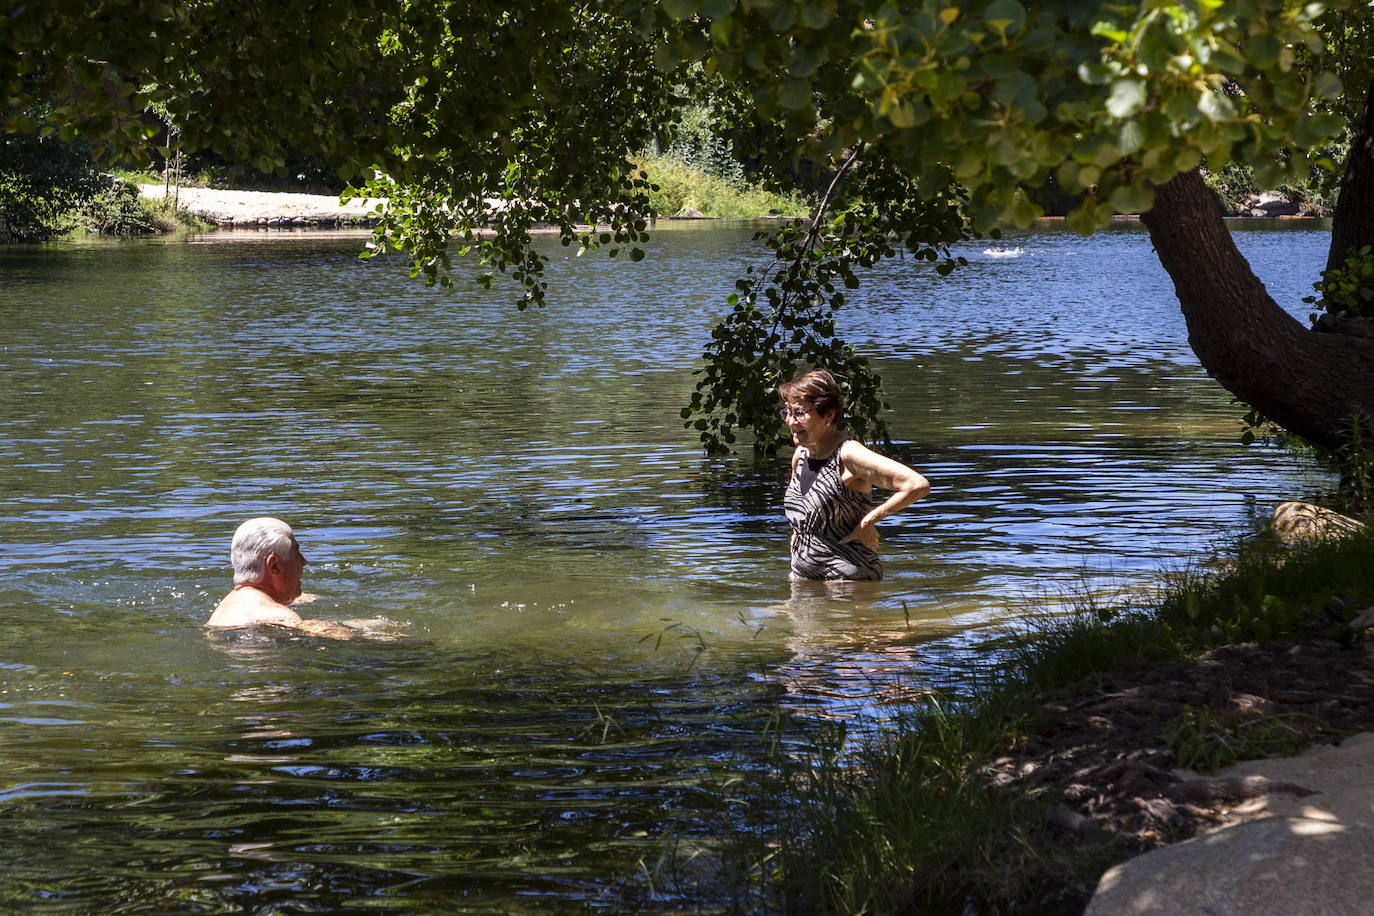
[139,184,1332,232]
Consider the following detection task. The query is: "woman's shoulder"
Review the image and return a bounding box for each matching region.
[837,437,872,461]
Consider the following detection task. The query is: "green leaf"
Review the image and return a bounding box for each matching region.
[992,72,1037,110]
[771,3,798,31]
[1077,61,1116,86]
[1108,183,1155,215]
[699,0,735,20]
[1001,195,1040,227]
[1117,119,1144,155]
[1245,32,1281,69]
[778,78,813,110]
[1314,70,1343,100]
[653,41,682,72]
[1090,21,1127,43]
[888,101,916,128]
[983,0,1026,39]
[1173,146,1202,173]
[1106,79,1147,118]
[1198,90,1237,122]
[660,0,699,19]
[787,44,822,77]
[800,1,835,29]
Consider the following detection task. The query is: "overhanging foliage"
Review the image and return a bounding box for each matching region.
[6,0,1374,455]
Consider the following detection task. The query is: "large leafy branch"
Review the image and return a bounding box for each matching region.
[8,0,1370,459]
[683,150,969,455]
[659,0,1348,233]
[345,2,680,306]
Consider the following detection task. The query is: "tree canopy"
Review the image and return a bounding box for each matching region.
[5,0,1374,466]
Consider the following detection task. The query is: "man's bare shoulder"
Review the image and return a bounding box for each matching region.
[206,587,304,629]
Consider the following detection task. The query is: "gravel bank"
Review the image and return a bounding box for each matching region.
[138,184,380,227]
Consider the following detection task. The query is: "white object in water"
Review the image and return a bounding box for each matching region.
[983,246,1024,258]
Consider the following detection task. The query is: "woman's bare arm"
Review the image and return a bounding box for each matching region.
[837,440,930,546]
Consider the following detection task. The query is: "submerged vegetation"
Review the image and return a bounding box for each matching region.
[763,522,1374,913]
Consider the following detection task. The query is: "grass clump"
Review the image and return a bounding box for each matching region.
[636,155,813,219]
[1156,522,1374,646]
[1012,592,1186,695]
[1159,707,1313,773]
[773,698,1105,915]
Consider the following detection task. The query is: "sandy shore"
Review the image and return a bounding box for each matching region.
[138,184,380,227]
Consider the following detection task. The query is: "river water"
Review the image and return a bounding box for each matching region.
[0,220,1331,910]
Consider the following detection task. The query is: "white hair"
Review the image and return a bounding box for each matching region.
[231,517,294,585]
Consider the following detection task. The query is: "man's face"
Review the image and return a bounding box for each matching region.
[269,534,307,601]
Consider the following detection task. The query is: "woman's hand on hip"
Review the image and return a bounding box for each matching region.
[840,520,879,550]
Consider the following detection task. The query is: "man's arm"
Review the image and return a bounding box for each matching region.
[292,618,366,640]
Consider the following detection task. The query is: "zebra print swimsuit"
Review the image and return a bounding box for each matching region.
[784,441,883,581]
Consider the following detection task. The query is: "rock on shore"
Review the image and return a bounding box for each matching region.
[1086,735,1374,915]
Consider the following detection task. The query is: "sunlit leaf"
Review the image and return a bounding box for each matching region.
[1106,79,1147,118]
[1198,90,1237,121]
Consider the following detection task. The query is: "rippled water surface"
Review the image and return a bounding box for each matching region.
[0,220,1332,910]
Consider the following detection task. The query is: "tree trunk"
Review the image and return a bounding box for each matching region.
[1140,169,1374,450]
[1327,74,1374,272]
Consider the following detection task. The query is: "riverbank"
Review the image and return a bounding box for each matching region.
[136,183,1328,233]
[773,517,1374,913]
[134,153,813,227]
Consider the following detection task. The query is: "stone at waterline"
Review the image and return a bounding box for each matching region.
[1269,501,1367,546]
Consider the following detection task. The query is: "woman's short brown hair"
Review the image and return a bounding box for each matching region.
[779,369,843,423]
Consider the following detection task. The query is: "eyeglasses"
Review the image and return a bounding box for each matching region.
[779,405,813,421]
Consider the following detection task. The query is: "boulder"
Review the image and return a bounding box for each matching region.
[1242,191,1300,217]
[1270,501,1367,546]
[1086,816,1374,916]
[1088,732,1374,915]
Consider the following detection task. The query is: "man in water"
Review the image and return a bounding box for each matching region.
[206,517,394,640]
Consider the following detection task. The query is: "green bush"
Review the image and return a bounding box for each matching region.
[637,155,812,218]
[1305,244,1374,322]
[80,180,174,235]
[1,108,101,242]
[661,102,744,186]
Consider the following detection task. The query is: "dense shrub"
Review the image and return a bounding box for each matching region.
[1,109,101,242]
[637,156,811,218]
[79,179,169,235]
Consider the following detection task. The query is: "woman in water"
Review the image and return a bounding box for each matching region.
[780,370,930,580]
